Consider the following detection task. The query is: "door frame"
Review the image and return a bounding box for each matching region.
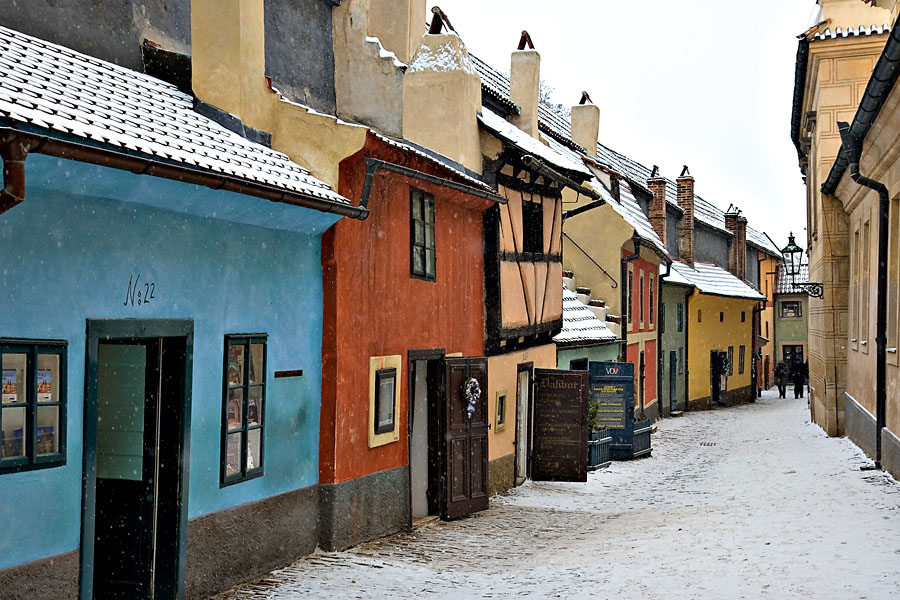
[406,348,445,524]
[513,361,533,484]
[80,319,193,600]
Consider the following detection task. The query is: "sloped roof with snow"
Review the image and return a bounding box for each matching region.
[775,264,810,295]
[0,25,349,207]
[813,23,890,41]
[667,261,765,301]
[554,286,619,346]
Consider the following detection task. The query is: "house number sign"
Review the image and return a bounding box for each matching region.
[123,274,157,307]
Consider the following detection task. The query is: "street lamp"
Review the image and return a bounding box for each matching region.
[780,232,823,299]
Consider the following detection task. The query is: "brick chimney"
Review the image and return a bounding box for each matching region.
[402,8,482,172]
[676,166,695,267]
[191,0,272,132]
[647,165,667,249]
[724,206,748,280]
[510,31,540,138]
[571,92,599,155]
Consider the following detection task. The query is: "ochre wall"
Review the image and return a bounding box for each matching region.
[758,252,779,388]
[687,293,758,403]
[321,138,490,484]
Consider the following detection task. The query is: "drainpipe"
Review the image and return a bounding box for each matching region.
[0,134,38,214]
[838,121,888,468]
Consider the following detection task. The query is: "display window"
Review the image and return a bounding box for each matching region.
[221,335,266,486]
[0,340,66,473]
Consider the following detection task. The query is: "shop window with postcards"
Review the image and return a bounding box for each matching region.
[1,340,66,474]
[222,335,266,486]
[780,301,802,319]
[369,355,401,448]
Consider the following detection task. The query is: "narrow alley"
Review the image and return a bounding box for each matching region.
[214,390,900,599]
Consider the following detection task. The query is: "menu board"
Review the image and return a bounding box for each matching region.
[589,362,635,437]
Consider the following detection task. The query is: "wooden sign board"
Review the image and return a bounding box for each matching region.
[531,369,589,482]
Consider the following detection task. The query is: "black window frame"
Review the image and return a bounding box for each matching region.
[727,346,734,377]
[649,276,655,325]
[639,273,645,324]
[660,304,666,334]
[521,199,544,255]
[739,345,746,375]
[0,339,67,474]
[373,367,397,435]
[627,269,634,324]
[677,303,684,332]
[780,300,802,319]
[410,188,436,282]
[221,334,267,487]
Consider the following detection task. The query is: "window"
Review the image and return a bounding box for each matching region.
[222,335,266,485]
[677,303,684,332]
[374,369,397,434]
[1,340,67,473]
[739,345,746,375]
[698,309,702,323]
[780,301,802,319]
[889,195,900,358]
[727,346,734,376]
[660,303,666,334]
[649,276,655,326]
[639,272,645,325]
[741,311,746,323]
[852,226,860,347]
[678,347,684,374]
[522,199,544,254]
[766,321,769,338]
[495,390,508,432]
[862,219,871,352]
[719,312,724,323]
[410,188,436,281]
[627,267,634,325]
[569,358,589,371]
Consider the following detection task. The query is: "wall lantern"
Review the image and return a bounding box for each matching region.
[781,232,823,299]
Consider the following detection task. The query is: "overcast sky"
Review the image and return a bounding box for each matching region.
[441,0,816,250]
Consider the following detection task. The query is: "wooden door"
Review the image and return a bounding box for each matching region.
[531,369,589,482]
[441,357,489,520]
[669,351,678,411]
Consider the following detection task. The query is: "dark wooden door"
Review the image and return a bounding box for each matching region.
[441,357,489,520]
[531,369,589,482]
[669,351,678,411]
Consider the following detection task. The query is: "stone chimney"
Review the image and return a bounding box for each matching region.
[676,166,695,267]
[367,0,428,64]
[191,0,272,132]
[571,92,599,155]
[402,9,482,172]
[647,165,667,250]
[510,31,540,139]
[724,206,748,280]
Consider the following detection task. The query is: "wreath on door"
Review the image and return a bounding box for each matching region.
[463,377,481,419]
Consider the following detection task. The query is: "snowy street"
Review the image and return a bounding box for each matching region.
[213,390,900,600]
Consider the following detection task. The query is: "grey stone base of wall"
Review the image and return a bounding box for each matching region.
[319,466,410,552]
[185,485,319,600]
[488,453,515,497]
[843,393,877,459]
[690,384,755,411]
[0,549,79,600]
[643,401,660,422]
[882,427,900,482]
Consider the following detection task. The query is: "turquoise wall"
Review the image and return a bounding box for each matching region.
[774,293,809,347]
[0,156,339,569]
[659,283,690,412]
[557,344,620,369]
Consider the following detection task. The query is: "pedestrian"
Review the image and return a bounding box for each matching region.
[792,362,805,399]
[774,362,787,398]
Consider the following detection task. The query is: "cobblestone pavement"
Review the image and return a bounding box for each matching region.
[212,390,900,599]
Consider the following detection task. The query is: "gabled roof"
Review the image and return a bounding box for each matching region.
[775,264,810,295]
[667,261,765,301]
[553,286,618,346]
[0,25,352,211]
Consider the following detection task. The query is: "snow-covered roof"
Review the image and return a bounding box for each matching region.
[775,264,810,295]
[813,23,890,41]
[371,132,495,192]
[0,25,350,208]
[553,286,618,346]
[666,261,765,301]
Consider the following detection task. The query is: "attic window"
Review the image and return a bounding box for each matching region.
[522,200,544,254]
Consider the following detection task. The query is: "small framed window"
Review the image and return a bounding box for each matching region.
[719,312,724,322]
[660,304,666,334]
[374,368,397,435]
[678,347,684,374]
[741,311,746,323]
[677,303,684,332]
[495,389,508,432]
[698,309,702,323]
[649,276,655,325]
[727,346,734,377]
[780,301,802,319]
[522,200,544,254]
[639,273,645,325]
[739,345,746,375]
[222,335,266,486]
[627,267,634,324]
[1,340,67,474]
[411,188,436,281]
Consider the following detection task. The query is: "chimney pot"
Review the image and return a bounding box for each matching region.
[647,171,667,249]
[676,169,695,267]
[570,100,599,155]
[510,45,541,138]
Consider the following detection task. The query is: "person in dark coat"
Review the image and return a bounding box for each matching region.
[792,361,805,399]
[774,362,787,398]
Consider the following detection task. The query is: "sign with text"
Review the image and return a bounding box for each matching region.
[589,362,635,435]
[531,369,589,482]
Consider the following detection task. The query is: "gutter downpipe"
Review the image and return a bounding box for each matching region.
[0,134,39,215]
[838,121,888,468]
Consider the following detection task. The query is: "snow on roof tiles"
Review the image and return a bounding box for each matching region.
[666,261,765,301]
[554,286,618,345]
[371,132,495,192]
[775,264,810,295]
[813,23,889,41]
[0,25,350,207]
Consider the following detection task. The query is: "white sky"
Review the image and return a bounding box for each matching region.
[441,0,816,251]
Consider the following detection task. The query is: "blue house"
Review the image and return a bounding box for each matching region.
[0,25,365,599]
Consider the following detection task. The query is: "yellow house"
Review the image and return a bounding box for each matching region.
[667,262,765,407]
[757,250,781,389]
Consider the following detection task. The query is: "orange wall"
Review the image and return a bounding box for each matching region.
[321,136,491,484]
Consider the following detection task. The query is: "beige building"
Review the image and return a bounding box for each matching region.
[791,0,900,478]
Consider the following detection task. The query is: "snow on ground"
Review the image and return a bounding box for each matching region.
[213,390,900,599]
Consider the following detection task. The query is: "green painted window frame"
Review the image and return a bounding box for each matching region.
[221,334,267,487]
[677,303,684,332]
[659,303,666,333]
[0,339,67,474]
[410,188,436,282]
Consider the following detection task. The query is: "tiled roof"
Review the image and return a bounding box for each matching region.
[0,25,349,207]
[813,23,889,41]
[666,261,765,301]
[553,286,618,345]
[478,106,590,176]
[775,264,809,294]
[371,132,495,192]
